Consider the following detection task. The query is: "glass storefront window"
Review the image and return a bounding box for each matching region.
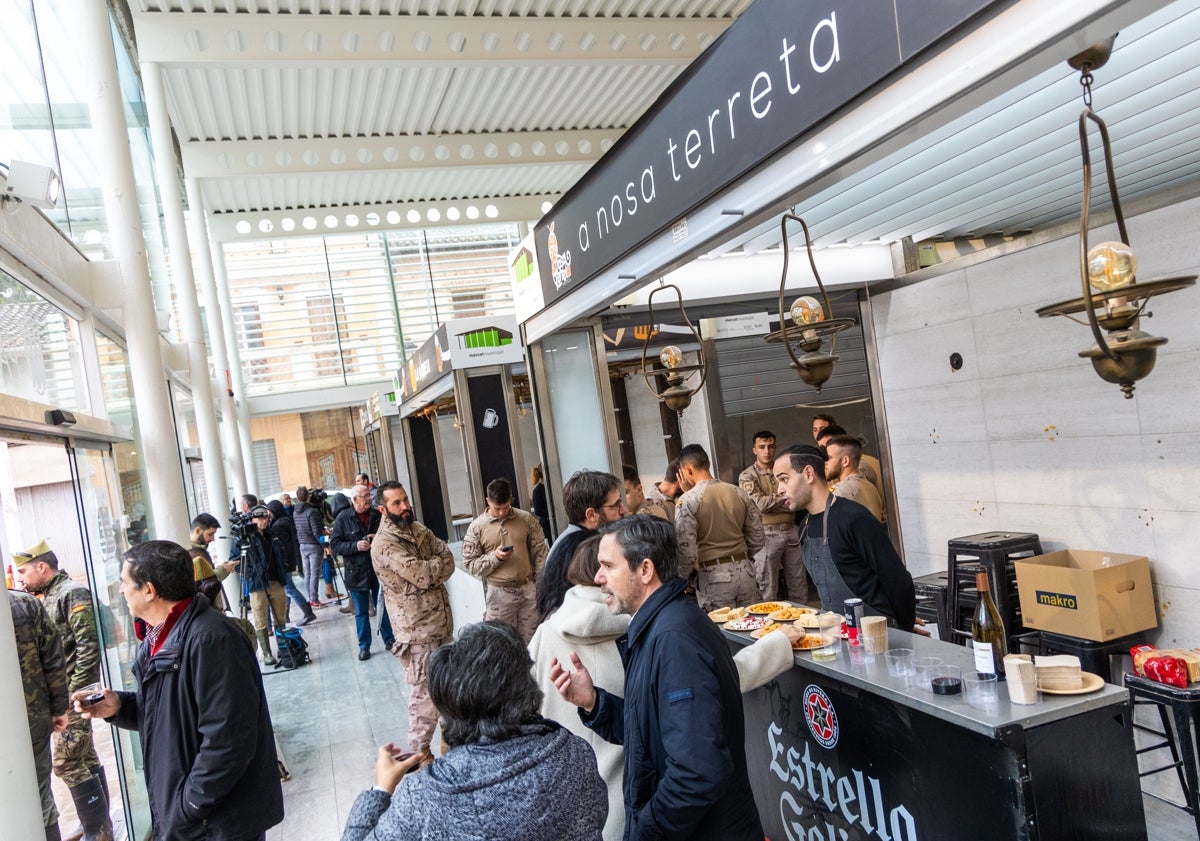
[541,329,609,479]
[0,267,90,413]
[94,333,153,543]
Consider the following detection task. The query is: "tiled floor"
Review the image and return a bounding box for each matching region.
[262,605,1197,841]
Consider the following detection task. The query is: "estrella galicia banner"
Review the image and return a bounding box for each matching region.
[466,373,519,509]
[533,0,999,311]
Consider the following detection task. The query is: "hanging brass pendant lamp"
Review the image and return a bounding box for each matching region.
[640,282,707,415]
[1035,37,1195,398]
[764,212,856,391]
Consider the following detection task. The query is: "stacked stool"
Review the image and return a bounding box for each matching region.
[946,531,1041,648]
[912,572,950,641]
[1125,673,1200,838]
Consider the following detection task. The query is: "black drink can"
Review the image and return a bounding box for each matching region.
[844,598,865,645]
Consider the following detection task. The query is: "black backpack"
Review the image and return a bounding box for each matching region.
[274,627,311,670]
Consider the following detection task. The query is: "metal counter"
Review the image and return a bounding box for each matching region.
[726,628,1146,841]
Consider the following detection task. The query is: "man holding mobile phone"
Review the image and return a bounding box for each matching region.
[462,478,547,642]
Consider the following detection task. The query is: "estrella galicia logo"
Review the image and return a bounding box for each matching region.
[803,684,839,749]
[1036,590,1078,610]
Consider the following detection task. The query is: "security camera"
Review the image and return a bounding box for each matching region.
[2,160,61,210]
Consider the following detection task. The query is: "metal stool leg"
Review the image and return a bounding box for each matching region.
[1169,701,1200,838]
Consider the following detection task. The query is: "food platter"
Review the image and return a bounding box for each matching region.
[795,612,844,629]
[747,602,789,615]
[750,623,783,639]
[768,606,816,622]
[791,634,827,650]
[724,615,774,632]
[707,606,749,623]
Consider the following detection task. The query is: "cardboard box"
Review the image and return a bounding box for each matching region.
[1014,549,1157,642]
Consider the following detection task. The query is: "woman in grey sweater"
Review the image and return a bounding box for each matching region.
[342,621,607,841]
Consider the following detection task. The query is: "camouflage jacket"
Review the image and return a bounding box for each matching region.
[40,570,101,694]
[644,485,676,523]
[462,507,547,586]
[675,479,765,570]
[10,589,68,746]
[370,516,455,644]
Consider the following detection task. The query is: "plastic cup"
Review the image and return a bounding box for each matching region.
[931,664,963,695]
[812,612,842,661]
[78,681,105,708]
[885,648,915,678]
[912,656,944,691]
[963,673,999,706]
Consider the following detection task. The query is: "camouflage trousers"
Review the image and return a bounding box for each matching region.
[753,524,807,603]
[397,639,446,753]
[53,710,101,786]
[34,736,58,826]
[482,580,537,643]
[695,557,760,613]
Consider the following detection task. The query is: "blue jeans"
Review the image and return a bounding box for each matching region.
[282,573,307,615]
[350,589,393,652]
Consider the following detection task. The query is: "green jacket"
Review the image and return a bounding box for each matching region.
[40,570,101,694]
[10,589,68,746]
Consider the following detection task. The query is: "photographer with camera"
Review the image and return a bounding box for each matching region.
[229,505,291,666]
[331,486,394,661]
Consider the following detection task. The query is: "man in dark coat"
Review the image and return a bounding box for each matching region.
[231,505,291,665]
[293,486,327,606]
[331,485,394,660]
[79,540,283,841]
[550,515,763,841]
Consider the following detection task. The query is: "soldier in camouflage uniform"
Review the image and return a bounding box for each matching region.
[674,444,765,612]
[622,464,673,523]
[370,481,456,761]
[738,431,807,602]
[462,478,547,643]
[10,587,69,841]
[15,541,114,841]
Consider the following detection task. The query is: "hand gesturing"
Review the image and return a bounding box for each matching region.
[549,652,597,713]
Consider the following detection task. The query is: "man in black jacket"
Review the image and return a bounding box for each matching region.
[331,485,394,660]
[294,486,327,606]
[550,515,762,840]
[79,541,283,841]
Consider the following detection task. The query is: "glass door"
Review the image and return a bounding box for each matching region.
[69,442,151,840]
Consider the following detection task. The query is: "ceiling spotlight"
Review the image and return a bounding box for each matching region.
[2,160,61,209]
[1036,37,1195,398]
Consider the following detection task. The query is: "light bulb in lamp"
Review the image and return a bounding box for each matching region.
[790,296,825,326]
[659,345,684,369]
[1087,241,1137,292]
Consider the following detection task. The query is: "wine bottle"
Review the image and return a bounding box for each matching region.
[971,570,1008,680]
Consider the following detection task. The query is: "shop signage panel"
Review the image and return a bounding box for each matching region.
[532,0,999,312]
[742,662,1027,839]
[399,316,525,399]
[467,373,520,508]
[700,311,771,339]
[509,230,545,324]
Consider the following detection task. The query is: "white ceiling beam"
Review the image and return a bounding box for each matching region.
[181,128,618,177]
[132,12,726,65]
[204,193,557,242]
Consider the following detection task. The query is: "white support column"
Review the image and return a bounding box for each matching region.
[0,591,45,841]
[210,247,260,494]
[79,0,189,543]
[143,62,229,528]
[185,179,248,501]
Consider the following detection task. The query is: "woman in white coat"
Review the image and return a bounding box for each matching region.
[529,534,799,840]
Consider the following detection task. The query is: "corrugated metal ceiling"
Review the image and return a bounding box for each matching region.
[131,0,1200,254]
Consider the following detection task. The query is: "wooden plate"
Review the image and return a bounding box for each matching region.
[795,613,844,629]
[1038,671,1105,695]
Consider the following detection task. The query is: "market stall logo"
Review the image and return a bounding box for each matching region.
[548,222,573,290]
[803,684,838,748]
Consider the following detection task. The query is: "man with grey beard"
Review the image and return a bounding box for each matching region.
[370,480,456,762]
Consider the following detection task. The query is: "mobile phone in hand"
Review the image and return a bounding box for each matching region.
[392,750,417,762]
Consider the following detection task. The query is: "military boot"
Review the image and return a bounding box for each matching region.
[257,630,277,666]
[68,773,114,841]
